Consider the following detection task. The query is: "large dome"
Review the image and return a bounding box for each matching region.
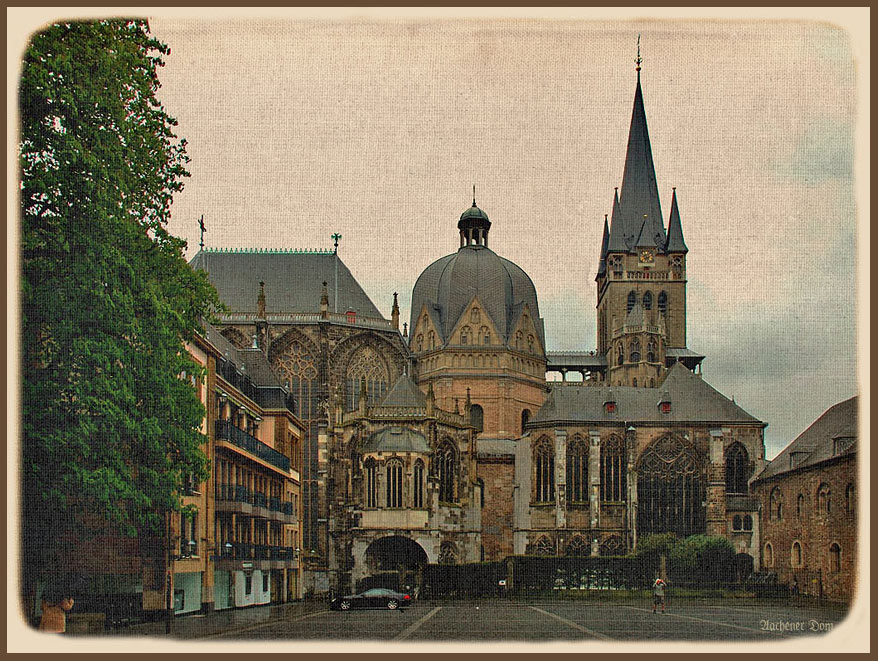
[409,243,544,349]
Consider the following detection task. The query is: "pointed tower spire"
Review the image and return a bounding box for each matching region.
[391,292,400,330]
[596,214,610,280]
[607,187,627,252]
[665,188,688,253]
[618,38,666,252]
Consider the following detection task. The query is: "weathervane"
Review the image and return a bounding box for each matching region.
[473,184,476,207]
[198,214,206,250]
[635,33,642,72]
[331,232,342,254]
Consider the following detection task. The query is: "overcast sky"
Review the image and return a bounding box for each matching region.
[12,9,865,460]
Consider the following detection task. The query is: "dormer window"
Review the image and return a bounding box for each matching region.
[604,400,616,414]
[345,310,357,324]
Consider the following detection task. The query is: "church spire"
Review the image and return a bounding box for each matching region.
[596,214,610,280]
[617,40,666,252]
[665,188,688,253]
[607,187,627,252]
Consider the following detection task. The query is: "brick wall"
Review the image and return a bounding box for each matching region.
[477,456,515,560]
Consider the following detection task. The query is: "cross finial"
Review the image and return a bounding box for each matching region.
[635,34,642,72]
[472,184,477,207]
[331,233,342,253]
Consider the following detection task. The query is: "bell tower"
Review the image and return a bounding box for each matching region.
[595,44,692,387]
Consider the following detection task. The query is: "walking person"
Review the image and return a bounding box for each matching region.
[652,577,667,614]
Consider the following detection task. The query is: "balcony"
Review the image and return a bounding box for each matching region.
[216,542,299,568]
[215,484,297,523]
[215,419,290,473]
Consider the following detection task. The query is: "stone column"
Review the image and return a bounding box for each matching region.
[626,426,638,553]
[707,429,727,536]
[554,429,567,530]
[588,430,602,555]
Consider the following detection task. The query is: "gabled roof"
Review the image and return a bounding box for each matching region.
[378,373,427,408]
[190,249,384,319]
[755,396,858,481]
[530,363,763,426]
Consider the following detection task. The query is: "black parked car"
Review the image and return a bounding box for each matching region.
[330,587,412,611]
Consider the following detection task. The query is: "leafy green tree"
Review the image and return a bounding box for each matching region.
[19,19,220,613]
[669,535,736,586]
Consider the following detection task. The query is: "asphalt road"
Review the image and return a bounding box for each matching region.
[205,598,850,643]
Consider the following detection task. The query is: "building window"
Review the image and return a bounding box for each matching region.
[345,346,389,410]
[797,493,805,517]
[386,459,403,508]
[845,483,855,515]
[439,541,458,565]
[566,535,589,557]
[791,541,803,567]
[533,436,555,503]
[263,572,270,593]
[480,326,490,345]
[817,483,831,514]
[475,477,485,508]
[566,435,588,503]
[601,435,627,503]
[413,460,425,508]
[725,442,750,495]
[764,543,774,567]
[515,331,523,350]
[244,574,253,595]
[470,404,484,432]
[616,344,624,366]
[437,441,457,503]
[180,512,198,557]
[829,543,841,573]
[642,290,653,310]
[770,487,783,521]
[364,458,378,507]
[629,338,641,363]
[521,409,531,435]
[460,326,471,345]
[637,434,703,537]
[627,291,637,313]
[416,334,423,352]
[646,339,657,363]
[534,536,554,557]
[428,331,435,349]
[658,291,668,315]
[732,515,742,531]
[743,514,753,531]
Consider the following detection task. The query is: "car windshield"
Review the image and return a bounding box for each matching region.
[362,588,391,596]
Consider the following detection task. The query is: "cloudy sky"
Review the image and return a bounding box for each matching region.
[14,9,866,460]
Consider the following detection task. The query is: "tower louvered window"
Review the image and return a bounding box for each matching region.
[643,290,653,310]
[658,291,668,315]
[627,291,637,312]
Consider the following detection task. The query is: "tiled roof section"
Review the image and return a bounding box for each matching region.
[190,249,384,319]
[530,362,763,425]
[755,397,858,481]
[238,347,283,388]
[379,373,427,408]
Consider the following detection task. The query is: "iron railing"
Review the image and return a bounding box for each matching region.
[215,419,291,472]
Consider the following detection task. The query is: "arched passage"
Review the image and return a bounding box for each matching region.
[361,536,429,593]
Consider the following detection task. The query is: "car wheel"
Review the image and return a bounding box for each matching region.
[387,599,399,610]
[340,600,351,611]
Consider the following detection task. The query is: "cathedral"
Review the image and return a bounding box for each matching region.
[192,58,767,594]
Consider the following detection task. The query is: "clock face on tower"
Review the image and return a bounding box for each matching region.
[639,250,654,264]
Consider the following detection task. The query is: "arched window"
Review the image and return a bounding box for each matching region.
[829,543,841,573]
[364,458,378,508]
[658,291,668,315]
[527,334,535,353]
[428,331,435,349]
[515,331,523,350]
[471,307,480,324]
[386,459,403,508]
[439,541,458,565]
[646,339,657,363]
[480,326,490,345]
[413,460,425,508]
[732,515,742,531]
[345,346,390,410]
[616,344,624,366]
[817,483,831,514]
[791,541,803,567]
[725,442,750,494]
[475,477,485,508]
[642,290,653,310]
[629,338,641,362]
[743,514,753,531]
[601,435,627,503]
[521,409,531,434]
[637,435,703,537]
[770,487,783,521]
[797,493,805,517]
[533,436,555,503]
[470,404,484,432]
[535,536,554,557]
[627,291,637,313]
[566,435,588,503]
[764,542,774,567]
[845,483,855,515]
[566,535,589,557]
[460,326,471,345]
[437,441,458,503]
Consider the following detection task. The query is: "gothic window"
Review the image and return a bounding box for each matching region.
[439,542,458,565]
[743,515,753,531]
[533,436,555,503]
[471,307,480,324]
[637,435,704,537]
[345,346,390,411]
[791,541,803,567]
[845,483,855,515]
[470,404,484,432]
[521,409,531,435]
[475,477,485,508]
[732,515,742,531]
[527,334,535,353]
[797,493,805,517]
[817,484,831,514]
[764,542,774,567]
[460,326,471,345]
[629,338,641,363]
[566,435,588,503]
[428,331,435,349]
[599,535,625,557]
[386,459,403,508]
[534,536,554,557]
[646,339,657,363]
[413,460,425,508]
[515,331,523,350]
[770,487,783,521]
[642,290,653,310]
[627,291,637,313]
[416,334,423,352]
[364,458,378,508]
[829,543,841,573]
[437,441,458,503]
[658,291,668,315]
[725,442,750,494]
[565,535,589,557]
[480,326,490,345]
[616,344,624,366]
[601,435,627,502]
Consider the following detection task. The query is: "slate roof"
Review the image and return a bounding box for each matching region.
[190,249,385,319]
[755,397,858,481]
[378,373,427,408]
[409,243,545,348]
[361,426,431,454]
[665,188,688,253]
[529,363,763,426]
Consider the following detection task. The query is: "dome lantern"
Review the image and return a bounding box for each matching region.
[458,186,491,248]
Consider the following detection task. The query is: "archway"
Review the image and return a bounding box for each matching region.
[361,536,429,593]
